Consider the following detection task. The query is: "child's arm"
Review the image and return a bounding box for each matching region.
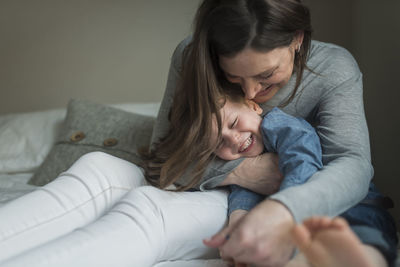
[261,108,323,191]
[228,185,265,216]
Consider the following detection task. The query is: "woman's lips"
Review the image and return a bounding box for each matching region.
[255,84,274,98]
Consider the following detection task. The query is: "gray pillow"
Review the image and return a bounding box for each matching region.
[28,99,154,186]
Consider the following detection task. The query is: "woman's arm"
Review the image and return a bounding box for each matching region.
[219,153,282,195]
[269,53,372,223]
[150,38,190,149]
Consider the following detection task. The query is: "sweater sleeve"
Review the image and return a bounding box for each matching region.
[268,47,373,222]
[227,185,265,216]
[150,38,187,148]
[261,108,323,191]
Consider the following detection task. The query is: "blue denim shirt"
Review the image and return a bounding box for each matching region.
[228,108,323,215]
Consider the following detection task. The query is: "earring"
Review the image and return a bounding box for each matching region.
[296,44,301,52]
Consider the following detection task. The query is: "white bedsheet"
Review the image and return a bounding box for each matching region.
[0,173,36,206]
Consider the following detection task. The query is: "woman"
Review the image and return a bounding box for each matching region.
[148,0,397,266]
[0,0,396,266]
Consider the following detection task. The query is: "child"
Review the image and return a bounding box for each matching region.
[209,94,322,216]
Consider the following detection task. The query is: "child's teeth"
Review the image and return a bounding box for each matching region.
[241,136,252,152]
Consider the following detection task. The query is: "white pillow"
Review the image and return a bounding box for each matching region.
[0,109,66,174]
[0,102,160,174]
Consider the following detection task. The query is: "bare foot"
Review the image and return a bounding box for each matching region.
[292,216,380,267]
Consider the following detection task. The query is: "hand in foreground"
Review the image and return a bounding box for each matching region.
[221,153,283,195]
[213,210,249,267]
[204,200,295,267]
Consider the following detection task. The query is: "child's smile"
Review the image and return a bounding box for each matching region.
[213,99,265,160]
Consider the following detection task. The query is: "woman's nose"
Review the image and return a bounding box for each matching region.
[242,79,262,100]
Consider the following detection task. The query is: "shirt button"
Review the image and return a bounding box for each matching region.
[103,138,118,147]
[70,131,85,142]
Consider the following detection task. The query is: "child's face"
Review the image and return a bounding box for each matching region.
[213,99,264,160]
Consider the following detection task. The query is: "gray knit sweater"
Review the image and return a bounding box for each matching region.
[151,37,373,223]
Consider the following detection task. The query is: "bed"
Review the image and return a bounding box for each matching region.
[0,101,226,267]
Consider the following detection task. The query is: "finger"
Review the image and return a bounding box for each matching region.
[292,223,311,251]
[217,221,255,262]
[304,216,331,231]
[318,216,332,228]
[303,216,323,231]
[302,216,317,229]
[331,216,349,229]
[203,225,233,248]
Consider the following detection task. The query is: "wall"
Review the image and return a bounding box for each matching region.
[306,0,400,224]
[0,0,200,114]
[353,0,400,225]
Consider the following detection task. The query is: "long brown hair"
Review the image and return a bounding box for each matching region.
[141,0,312,190]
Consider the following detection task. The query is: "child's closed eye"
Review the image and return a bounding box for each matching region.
[230,117,238,129]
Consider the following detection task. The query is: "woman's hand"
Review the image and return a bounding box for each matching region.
[204,200,295,267]
[220,153,283,195]
[216,210,249,267]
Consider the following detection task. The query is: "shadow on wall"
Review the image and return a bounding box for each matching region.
[307,0,400,227]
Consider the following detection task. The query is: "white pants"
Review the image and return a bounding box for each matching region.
[0,152,228,267]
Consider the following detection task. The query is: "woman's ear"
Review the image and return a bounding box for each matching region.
[246,100,263,115]
[295,30,304,52]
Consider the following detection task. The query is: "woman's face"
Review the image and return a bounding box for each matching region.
[219,44,297,104]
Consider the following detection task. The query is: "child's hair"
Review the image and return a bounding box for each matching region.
[140,83,245,191]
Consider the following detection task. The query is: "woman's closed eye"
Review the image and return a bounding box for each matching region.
[257,73,273,81]
[225,74,240,83]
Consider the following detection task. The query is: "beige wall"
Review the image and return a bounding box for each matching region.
[0,0,200,114]
[1,1,399,222]
[306,0,400,224]
[353,1,400,225]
